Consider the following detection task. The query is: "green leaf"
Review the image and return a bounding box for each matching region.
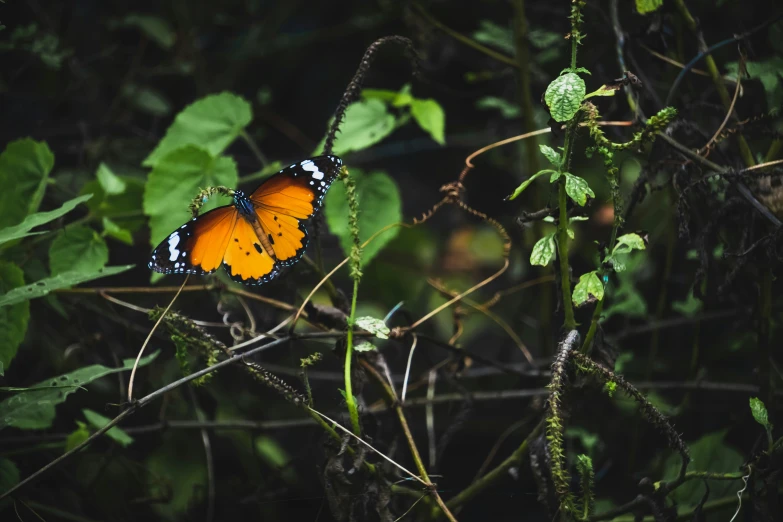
[0,194,92,247]
[550,171,562,183]
[355,316,390,339]
[531,233,556,266]
[49,226,109,275]
[329,99,396,155]
[255,435,297,483]
[564,173,594,206]
[102,217,133,245]
[118,14,176,49]
[324,169,402,266]
[143,92,252,167]
[663,430,743,507]
[475,96,521,118]
[672,289,702,317]
[0,458,20,509]
[472,20,514,54]
[0,351,158,431]
[539,144,562,168]
[354,342,377,352]
[81,178,145,232]
[65,421,90,452]
[144,146,238,246]
[749,397,772,431]
[411,99,446,145]
[145,431,206,518]
[0,265,134,308]
[82,408,134,447]
[96,163,127,195]
[635,0,664,15]
[726,58,783,113]
[0,138,55,229]
[361,88,400,103]
[506,170,555,201]
[573,271,604,305]
[0,263,30,372]
[121,84,171,117]
[544,73,586,122]
[613,233,646,255]
[391,84,414,108]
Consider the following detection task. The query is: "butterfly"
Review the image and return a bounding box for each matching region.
[149,155,343,285]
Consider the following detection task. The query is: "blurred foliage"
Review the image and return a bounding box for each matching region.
[0,1,781,521]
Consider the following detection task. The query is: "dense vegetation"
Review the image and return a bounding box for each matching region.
[0,1,781,521]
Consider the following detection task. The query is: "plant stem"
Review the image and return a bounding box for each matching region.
[557,176,576,329]
[579,299,603,353]
[344,278,362,436]
[512,0,540,176]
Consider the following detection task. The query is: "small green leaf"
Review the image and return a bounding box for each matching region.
[143,92,252,167]
[65,421,90,452]
[354,342,377,352]
[118,14,176,49]
[355,316,390,339]
[329,99,396,155]
[121,84,171,117]
[472,20,514,54]
[0,265,134,308]
[0,262,30,372]
[539,144,562,168]
[49,226,109,275]
[531,233,556,266]
[82,409,134,447]
[672,289,702,317]
[573,271,604,305]
[475,96,520,118]
[361,88,400,103]
[583,85,618,99]
[613,233,646,255]
[324,169,402,266]
[544,72,586,122]
[564,173,595,206]
[506,170,555,201]
[749,397,772,431]
[102,217,133,245]
[0,138,55,229]
[0,458,20,509]
[0,351,158,430]
[550,171,562,183]
[635,0,663,15]
[96,163,127,195]
[144,146,238,246]
[0,194,92,247]
[411,99,446,145]
[391,84,414,108]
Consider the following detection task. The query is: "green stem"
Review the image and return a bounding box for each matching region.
[239,129,269,168]
[579,299,603,353]
[344,277,362,436]
[512,0,540,176]
[557,177,576,329]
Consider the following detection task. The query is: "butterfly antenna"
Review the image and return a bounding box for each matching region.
[127,275,189,403]
[323,36,419,156]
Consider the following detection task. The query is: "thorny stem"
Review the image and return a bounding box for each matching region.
[340,166,363,437]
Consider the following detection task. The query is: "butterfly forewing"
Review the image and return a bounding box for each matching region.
[249,155,342,264]
[149,206,237,275]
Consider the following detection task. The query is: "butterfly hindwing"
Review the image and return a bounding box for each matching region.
[149,206,237,275]
[249,155,342,265]
[222,217,281,284]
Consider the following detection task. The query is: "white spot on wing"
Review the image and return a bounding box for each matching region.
[301,160,324,180]
[168,232,181,262]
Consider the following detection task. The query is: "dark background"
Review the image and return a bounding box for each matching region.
[1,0,781,521]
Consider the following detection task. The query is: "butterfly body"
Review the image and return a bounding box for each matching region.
[149,155,342,285]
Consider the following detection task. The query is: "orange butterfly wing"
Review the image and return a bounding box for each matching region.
[149,155,342,285]
[149,206,237,275]
[248,156,342,267]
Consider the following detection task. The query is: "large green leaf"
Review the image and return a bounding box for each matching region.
[0,351,159,431]
[545,73,586,122]
[0,265,134,308]
[144,146,238,246]
[324,169,402,266]
[0,263,30,373]
[411,98,446,145]
[49,225,109,275]
[329,99,396,155]
[143,92,252,167]
[564,173,595,206]
[0,194,92,247]
[0,138,55,229]
[663,430,743,507]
